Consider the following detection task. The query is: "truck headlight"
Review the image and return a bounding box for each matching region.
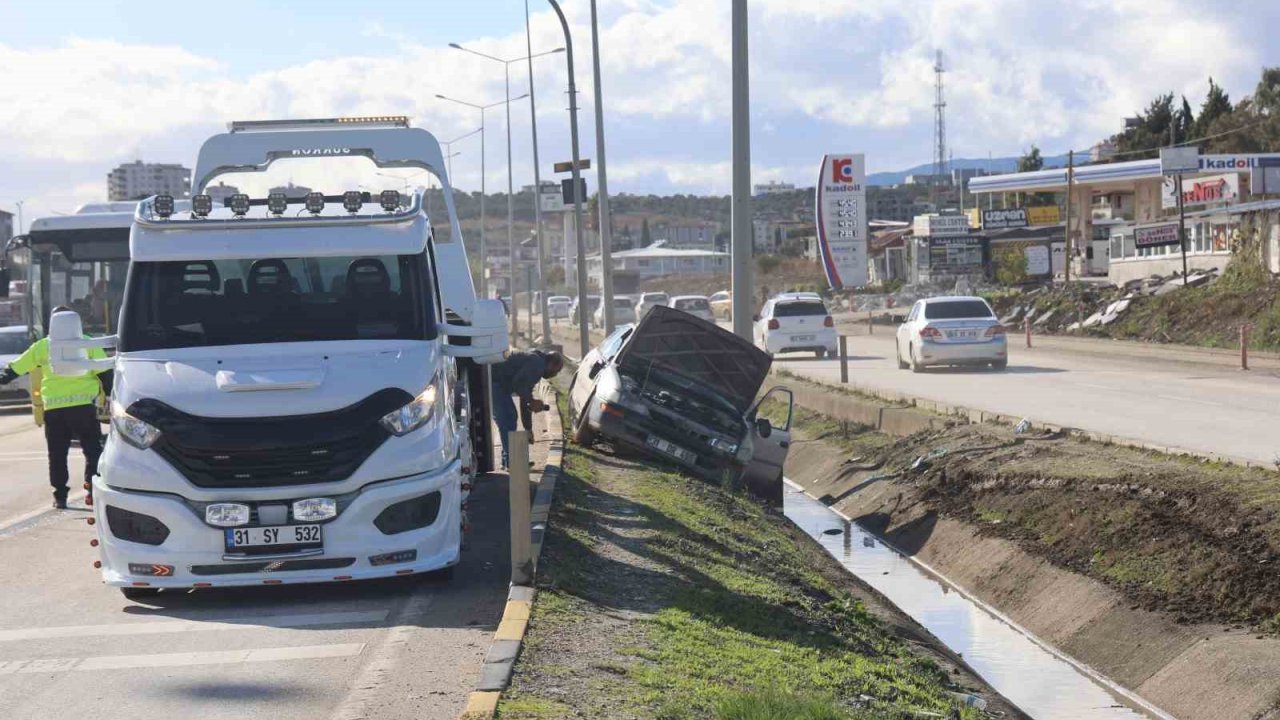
[380,378,440,436]
[111,401,161,449]
[205,503,250,527]
[292,497,337,522]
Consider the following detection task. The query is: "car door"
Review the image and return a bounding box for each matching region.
[897,302,921,358]
[741,386,794,507]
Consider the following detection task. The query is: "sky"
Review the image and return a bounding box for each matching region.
[2,0,1279,230]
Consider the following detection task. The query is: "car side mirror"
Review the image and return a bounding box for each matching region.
[755,417,773,439]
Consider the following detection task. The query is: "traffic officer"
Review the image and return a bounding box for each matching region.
[0,307,111,509]
[491,349,563,469]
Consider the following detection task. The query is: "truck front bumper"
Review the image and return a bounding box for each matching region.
[91,460,464,589]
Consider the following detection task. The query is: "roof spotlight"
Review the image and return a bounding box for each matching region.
[304,192,325,215]
[342,191,364,214]
[154,194,175,219]
[228,193,251,217]
[267,192,288,216]
[191,194,213,218]
[379,190,401,212]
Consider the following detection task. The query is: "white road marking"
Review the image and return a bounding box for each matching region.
[0,610,390,643]
[0,643,365,674]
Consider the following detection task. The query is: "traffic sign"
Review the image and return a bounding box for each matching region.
[553,159,591,173]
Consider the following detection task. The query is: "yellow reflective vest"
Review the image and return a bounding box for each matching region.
[9,337,109,411]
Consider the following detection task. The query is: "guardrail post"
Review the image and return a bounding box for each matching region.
[509,431,533,585]
[1241,324,1251,371]
[1024,317,1032,349]
[867,310,873,335]
[839,335,849,383]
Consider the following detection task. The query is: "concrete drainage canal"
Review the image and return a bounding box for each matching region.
[784,481,1170,720]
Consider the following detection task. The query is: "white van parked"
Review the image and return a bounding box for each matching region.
[51,117,508,597]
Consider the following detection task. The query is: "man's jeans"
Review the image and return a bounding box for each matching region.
[492,387,518,467]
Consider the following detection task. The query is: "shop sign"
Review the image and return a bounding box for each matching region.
[816,154,869,290]
[1027,206,1060,225]
[1134,223,1181,248]
[913,214,971,237]
[1161,173,1239,209]
[982,208,1028,229]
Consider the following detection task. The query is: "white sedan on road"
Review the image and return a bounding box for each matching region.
[0,325,31,402]
[754,293,838,358]
[669,295,715,322]
[547,295,573,320]
[896,296,1007,372]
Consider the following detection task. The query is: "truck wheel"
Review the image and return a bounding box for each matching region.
[120,587,161,601]
[572,392,596,446]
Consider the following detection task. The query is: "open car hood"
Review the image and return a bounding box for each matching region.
[614,305,772,415]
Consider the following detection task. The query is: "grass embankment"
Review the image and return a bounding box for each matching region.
[496,396,991,720]
[760,385,1280,631]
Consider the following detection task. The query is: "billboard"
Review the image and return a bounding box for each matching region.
[1027,206,1061,225]
[982,208,1028,229]
[912,214,971,237]
[1162,173,1240,209]
[816,154,868,290]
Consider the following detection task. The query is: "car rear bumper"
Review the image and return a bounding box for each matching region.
[918,338,1006,366]
[764,329,838,354]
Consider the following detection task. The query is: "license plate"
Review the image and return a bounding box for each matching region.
[792,334,815,343]
[225,525,323,551]
[948,330,979,339]
[645,436,697,464]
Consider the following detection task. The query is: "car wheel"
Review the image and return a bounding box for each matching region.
[572,392,597,446]
[120,587,161,601]
[991,359,1008,371]
[814,349,826,359]
[909,344,924,374]
[896,341,909,369]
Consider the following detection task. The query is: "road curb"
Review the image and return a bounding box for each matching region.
[458,382,564,720]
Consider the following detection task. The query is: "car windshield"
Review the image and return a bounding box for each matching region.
[773,301,827,318]
[550,296,571,303]
[119,254,433,351]
[675,298,709,311]
[923,300,993,320]
[0,333,28,355]
[613,299,633,309]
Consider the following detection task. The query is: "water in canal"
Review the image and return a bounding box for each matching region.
[783,482,1165,720]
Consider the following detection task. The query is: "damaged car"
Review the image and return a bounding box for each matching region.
[568,305,794,504]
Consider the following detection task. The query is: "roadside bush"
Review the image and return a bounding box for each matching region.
[714,688,846,720]
[992,246,1029,286]
[756,254,783,275]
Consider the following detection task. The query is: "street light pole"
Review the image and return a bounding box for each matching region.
[548,0,589,359]
[589,0,615,333]
[730,0,754,340]
[526,0,551,344]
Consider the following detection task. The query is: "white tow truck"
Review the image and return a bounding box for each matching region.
[50,117,508,596]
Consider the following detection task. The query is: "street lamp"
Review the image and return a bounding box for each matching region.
[448,42,564,337]
[436,93,528,299]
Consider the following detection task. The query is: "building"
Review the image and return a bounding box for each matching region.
[867,228,910,285]
[657,222,719,250]
[107,160,191,201]
[951,167,988,187]
[585,245,729,287]
[868,187,919,223]
[904,173,951,187]
[970,153,1280,283]
[204,182,241,205]
[753,180,796,196]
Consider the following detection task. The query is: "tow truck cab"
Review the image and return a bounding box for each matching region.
[58,117,508,592]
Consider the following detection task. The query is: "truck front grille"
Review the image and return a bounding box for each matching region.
[128,389,412,489]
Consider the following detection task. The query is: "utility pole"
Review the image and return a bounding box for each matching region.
[730,0,753,340]
[1177,173,1189,281]
[548,0,590,358]
[504,62,517,334]
[589,0,615,334]
[1064,149,1074,283]
[526,0,551,344]
[931,50,946,209]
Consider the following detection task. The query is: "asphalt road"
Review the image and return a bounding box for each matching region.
[774,330,1280,466]
[0,409,519,720]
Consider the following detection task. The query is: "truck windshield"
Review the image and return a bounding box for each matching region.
[119,254,434,351]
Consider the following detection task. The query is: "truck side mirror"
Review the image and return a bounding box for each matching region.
[441,298,511,365]
[47,310,116,375]
[0,269,10,299]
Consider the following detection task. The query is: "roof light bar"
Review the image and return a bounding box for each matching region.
[191,194,213,218]
[379,190,401,212]
[228,116,411,132]
[228,194,251,217]
[154,194,175,219]
[267,192,288,216]
[342,191,363,214]
[304,192,325,215]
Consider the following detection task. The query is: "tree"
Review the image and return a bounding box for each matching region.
[640,218,652,246]
[1193,78,1231,140]
[1112,93,1176,159]
[1017,145,1044,173]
